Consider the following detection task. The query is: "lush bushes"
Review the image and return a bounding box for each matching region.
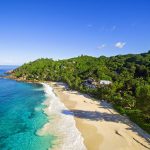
[12,52,150,133]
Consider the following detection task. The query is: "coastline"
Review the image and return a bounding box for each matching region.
[5,76,150,149]
[5,75,41,83]
[38,83,86,150]
[49,81,150,150]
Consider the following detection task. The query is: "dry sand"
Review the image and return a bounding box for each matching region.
[49,82,150,150]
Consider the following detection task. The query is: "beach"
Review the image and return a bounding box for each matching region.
[48,82,150,150]
[39,83,86,150]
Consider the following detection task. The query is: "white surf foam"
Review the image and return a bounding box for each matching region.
[41,83,87,150]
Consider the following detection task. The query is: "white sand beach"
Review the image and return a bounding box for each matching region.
[37,83,86,150]
[48,82,150,150]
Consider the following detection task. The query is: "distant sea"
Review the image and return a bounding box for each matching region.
[0,66,55,150]
[0,65,17,76]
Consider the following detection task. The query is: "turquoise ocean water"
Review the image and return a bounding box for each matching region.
[0,66,55,150]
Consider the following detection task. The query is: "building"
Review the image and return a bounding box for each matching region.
[100,80,112,85]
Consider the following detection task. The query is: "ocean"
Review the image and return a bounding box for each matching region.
[0,66,86,150]
[0,66,56,150]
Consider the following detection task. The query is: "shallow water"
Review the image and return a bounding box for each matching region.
[0,66,86,150]
[0,67,55,150]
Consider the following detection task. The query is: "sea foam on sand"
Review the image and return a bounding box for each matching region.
[37,83,86,150]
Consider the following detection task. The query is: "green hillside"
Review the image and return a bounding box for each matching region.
[11,51,150,133]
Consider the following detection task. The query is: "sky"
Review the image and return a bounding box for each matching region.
[0,0,150,65]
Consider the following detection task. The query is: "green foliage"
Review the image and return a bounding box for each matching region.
[12,52,150,133]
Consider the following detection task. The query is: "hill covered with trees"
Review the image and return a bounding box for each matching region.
[11,51,150,133]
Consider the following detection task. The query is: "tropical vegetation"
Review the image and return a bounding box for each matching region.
[11,51,150,133]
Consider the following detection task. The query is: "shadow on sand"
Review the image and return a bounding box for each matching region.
[55,82,150,147]
[62,109,130,123]
[61,109,150,147]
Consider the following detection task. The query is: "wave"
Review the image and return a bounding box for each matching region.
[37,83,86,150]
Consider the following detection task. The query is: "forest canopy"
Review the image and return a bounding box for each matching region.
[12,51,150,133]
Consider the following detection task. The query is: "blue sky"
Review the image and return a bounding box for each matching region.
[0,0,150,65]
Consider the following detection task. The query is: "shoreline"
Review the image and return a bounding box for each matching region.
[3,77,86,149]
[49,81,150,150]
[38,83,86,150]
[4,75,41,83]
[4,76,150,149]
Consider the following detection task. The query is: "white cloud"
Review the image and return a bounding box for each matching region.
[97,44,106,50]
[115,42,126,48]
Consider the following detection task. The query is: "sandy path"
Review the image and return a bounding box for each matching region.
[49,82,150,150]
